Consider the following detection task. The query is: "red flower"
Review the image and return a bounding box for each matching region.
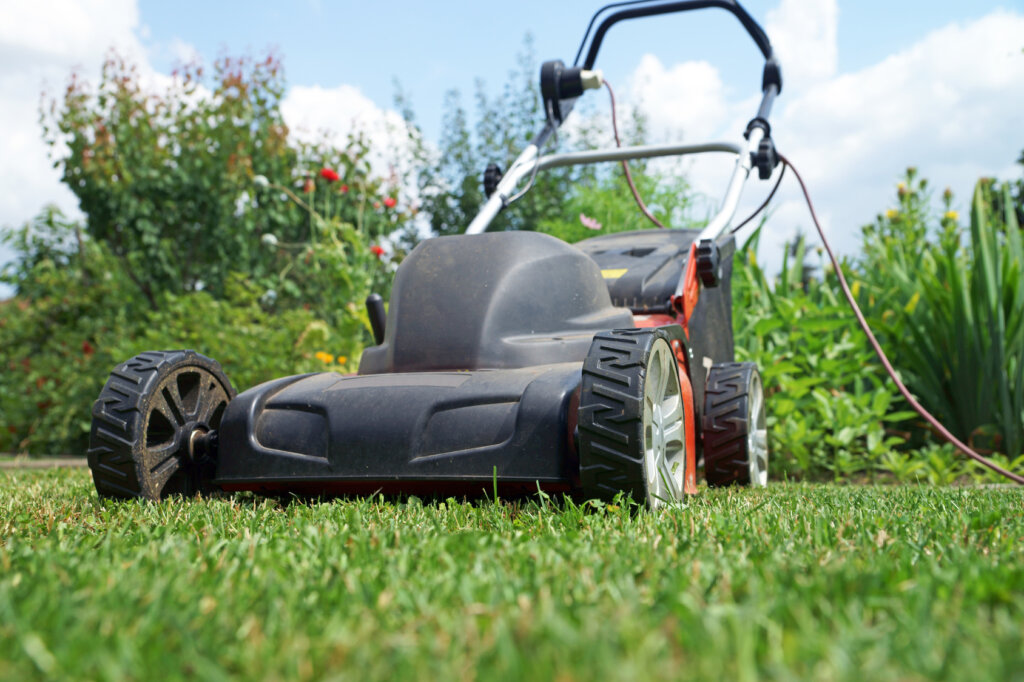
[373,201,381,209]
[370,245,386,258]
[319,167,340,182]
[383,196,397,209]
[302,178,315,193]
[339,184,349,193]
[82,340,95,357]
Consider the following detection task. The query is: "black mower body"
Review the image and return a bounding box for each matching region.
[215,363,581,494]
[214,230,734,496]
[214,232,620,493]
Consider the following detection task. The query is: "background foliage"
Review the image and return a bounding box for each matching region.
[2,46,1023,484]
[855,170,1024,464]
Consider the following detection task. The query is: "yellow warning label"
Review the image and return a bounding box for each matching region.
[601,268,628,280]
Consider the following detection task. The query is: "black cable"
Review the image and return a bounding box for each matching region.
[731,163,785,234]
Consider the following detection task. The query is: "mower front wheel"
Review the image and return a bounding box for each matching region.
[86,350,235,501]
[578,328,686,509]
[702,362,768,486]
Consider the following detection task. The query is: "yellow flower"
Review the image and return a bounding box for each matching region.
[943,210,959,222]
[337,356,347,365]
[904,291,921,314]
[314,351,335,364]
[885,209,899,220]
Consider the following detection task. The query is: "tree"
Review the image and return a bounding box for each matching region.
[44,53,345,307]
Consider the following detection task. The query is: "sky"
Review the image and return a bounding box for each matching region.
[2,0,1024,297]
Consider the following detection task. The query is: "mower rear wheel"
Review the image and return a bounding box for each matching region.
[578,329,686,509]
[702,362,768,486]
[86,350,235,501]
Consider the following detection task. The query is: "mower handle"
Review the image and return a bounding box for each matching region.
[578,0,781,97]
[464,0,782,236]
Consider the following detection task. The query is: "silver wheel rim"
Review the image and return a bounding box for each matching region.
[642,339,686,508]
[747,371,768,486]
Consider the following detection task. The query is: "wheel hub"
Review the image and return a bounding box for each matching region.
[643,340,685,508]
[747,373,768,486]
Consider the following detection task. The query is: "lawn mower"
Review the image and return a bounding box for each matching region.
[87,0,781,508]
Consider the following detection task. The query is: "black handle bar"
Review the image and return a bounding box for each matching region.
[577,0,781,97]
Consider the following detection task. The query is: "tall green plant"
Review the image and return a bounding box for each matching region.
[857,171,1024,458]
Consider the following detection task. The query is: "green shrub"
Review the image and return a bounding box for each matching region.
[537,171,697,243]
[0,214,358,456]
[732,228,913,479]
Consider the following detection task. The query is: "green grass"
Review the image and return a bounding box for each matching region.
[1,470,1022,681]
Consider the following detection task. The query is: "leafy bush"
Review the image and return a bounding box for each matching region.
[0,213,354,455]
[41,52,400,333]
[731,228,913,479]
[42,54,302,305]
[537,171,697,243]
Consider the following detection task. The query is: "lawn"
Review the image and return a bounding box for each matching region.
[1,468,1021,681]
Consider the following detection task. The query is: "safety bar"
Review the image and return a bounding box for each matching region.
[465,139,753,235]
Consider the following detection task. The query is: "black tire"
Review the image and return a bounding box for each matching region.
[86,350,235,500]
[578,328,687,509]
[702,362,768,487]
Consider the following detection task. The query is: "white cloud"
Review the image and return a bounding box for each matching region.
[765,0,838,92]
[281,84,421,188]
[628,54,729,143]
[0,0,151,293]
[0,0,142,67]
[771,9,1024,261]
[623,5,1024,274]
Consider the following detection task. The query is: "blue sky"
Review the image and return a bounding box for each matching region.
[135,0,1015,141]
[2,0,1023,295]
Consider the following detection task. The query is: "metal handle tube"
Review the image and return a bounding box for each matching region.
[755,83,779,123]
[536,141,741,170]
[695,125,764,243]
[671,127,763,300]
[465,144,540,234]
[464,142,743,235]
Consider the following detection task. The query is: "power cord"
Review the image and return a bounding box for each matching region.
[605,80,667,229]
[731,163,785,234]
